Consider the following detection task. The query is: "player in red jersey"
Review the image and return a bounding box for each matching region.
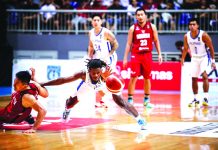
[123,8,162,107]
[0,69,48,133]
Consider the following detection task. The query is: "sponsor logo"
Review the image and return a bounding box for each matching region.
[120,68,173,80]
[151,71,173,80]
[47,65,61,80]
[136,33,150,39]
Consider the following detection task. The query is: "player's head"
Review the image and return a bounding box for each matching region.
[91,14,103,28]
[14,70,31,91]
[188,18,199,31]
[135,8,147,23]
[87,59,107,81]
[175,40,183,51]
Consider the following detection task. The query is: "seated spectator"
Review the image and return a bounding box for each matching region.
[126,0,140,25]
[89,0,108,26]
[107,0,126,31]
[158,0,176,31]
[175,40,191,62]
[71,0,90,32]
[21,0,39,30]
[59,0,74,33]
[40,0,59,31]
[142,0,160,26]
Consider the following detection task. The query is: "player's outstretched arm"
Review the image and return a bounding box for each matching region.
[41,71,86,87]
[22,94,47,133]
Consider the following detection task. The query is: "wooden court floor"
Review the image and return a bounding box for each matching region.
[0,92,218,150]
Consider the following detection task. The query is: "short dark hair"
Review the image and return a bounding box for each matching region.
[91,13,102,20]
[87,59,107,71]
[188,18,199,25]
[135,8,146,15]
[175,40,183,47]
[16,71,31,84]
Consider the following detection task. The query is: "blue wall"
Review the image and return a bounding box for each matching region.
[7,33,218,59]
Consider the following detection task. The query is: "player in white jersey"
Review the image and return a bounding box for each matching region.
[88,14,119,108]
[40,59,147,130]
[181,18,216,107]
[88,13,119,72]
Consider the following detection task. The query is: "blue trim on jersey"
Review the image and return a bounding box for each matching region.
[77,80,84,91]
[206,49,211,66]
[190,30,200,39]
[107,41,111,52]
[96,27,103,36]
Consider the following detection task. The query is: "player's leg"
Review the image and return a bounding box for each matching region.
[62,96,79,121]
[62,81,85,121]
[189,58,200,107]
[128,77,138,104]
[128,54,140,104]
[142,53,153,107]
[112,94,146,130]
[200,56,210,106]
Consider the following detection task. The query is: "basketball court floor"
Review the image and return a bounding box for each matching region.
[0,90,218,150]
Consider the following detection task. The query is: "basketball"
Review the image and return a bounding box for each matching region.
[106,73,125,93]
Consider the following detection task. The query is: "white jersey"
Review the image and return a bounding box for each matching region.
[90,27,117,68]
[187,30,208,57]
[90,27,111,59]
[84,71,105,91]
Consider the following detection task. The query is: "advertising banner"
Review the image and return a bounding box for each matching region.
[116,61,181,91]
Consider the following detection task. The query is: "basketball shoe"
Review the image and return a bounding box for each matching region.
[188,99,200,107]
[137,118,147,130]
[62,109,71,122]
[143,98,154,108]
[202,98,209,106]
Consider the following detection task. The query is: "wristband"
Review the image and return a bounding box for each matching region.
[212,59,215,63]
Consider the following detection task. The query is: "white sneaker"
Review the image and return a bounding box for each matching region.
[137,118,147,130]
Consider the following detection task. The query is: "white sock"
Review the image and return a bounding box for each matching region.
[194,94,199,100]
[135,115,141,122]
[204,93,209,99]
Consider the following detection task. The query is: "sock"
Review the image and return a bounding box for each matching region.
[144,94,150,102]
[135,115,141,122]
[204,92,209,100]
[128,94,133,101]
[194,94,199,100]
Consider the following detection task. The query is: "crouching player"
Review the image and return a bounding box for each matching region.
[41,59,146,130]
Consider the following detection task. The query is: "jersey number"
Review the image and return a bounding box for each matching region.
[94,44,101,51]
[195,46,198,54]
[140,39,147,46]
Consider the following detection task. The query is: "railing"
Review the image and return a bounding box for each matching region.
[7,9,218,34]
[13,49,218,62]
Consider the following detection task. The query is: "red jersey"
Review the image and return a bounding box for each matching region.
[3,83,39,123]
[131,22,153,54]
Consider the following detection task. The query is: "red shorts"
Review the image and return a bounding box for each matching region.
[130,52,152,79]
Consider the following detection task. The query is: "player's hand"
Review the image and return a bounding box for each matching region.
[211,62,216,69]
[29,68,36,81]
[158,55,163,65]
[181,59,184,66]
[23,128,36,134]
[123,58,127,69]
[102,65,112,80]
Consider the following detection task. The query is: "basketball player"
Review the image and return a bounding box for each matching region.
[40,59,147,130]
[0,69,48,133]
[88,13,119,71]
[181,18,216,107]
[88,13,119,108]
[123,8,162,107]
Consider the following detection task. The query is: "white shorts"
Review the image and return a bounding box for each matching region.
[70,80,110,100]
[191,55,211,78]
